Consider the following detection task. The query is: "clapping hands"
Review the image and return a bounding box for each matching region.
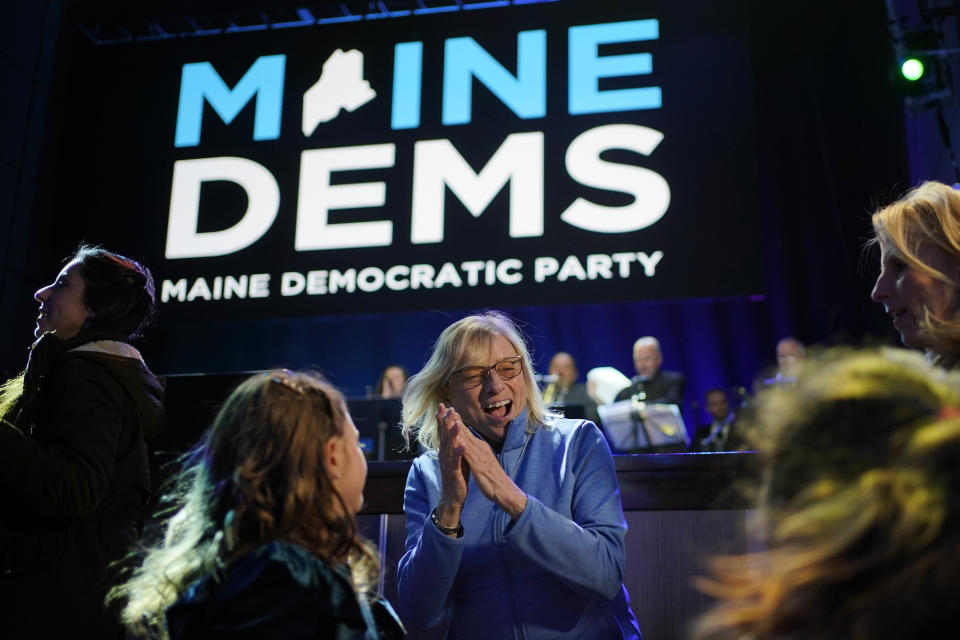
[434,403,527,527]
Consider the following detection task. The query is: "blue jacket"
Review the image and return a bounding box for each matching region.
[397,410,641,639]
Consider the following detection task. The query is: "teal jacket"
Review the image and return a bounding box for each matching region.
[397,411,641,639]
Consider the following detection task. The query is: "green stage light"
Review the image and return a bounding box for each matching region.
[901,57,925,81]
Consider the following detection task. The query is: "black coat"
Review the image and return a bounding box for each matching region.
[166,542,405,639]
[614,369,686,406]
[549,382,601,426]
[691,409,748,452]
[0,333,164,639]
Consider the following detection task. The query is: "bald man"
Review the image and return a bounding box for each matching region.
[776,337,806,377]
[613,337,685,405]
[755,337,808,390]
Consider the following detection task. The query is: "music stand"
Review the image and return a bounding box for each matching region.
[346,398,415,461]
[598,400,689,452]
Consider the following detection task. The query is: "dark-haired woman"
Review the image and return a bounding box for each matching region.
[0,246,164,639]
[376,364,409,399]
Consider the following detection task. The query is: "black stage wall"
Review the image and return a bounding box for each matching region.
[4,0,912,431]
[1,2,62,370]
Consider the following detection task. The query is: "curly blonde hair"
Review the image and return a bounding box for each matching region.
[401,311,554,451]
[871,181,960,367]
[693,349,960,640]
[108,370,379,639]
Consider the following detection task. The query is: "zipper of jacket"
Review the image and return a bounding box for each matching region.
[494,430,534,640]
[494,452,524,640]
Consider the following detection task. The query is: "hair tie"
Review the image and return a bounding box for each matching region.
[936,406,960,421]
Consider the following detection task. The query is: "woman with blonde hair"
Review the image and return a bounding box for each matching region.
[108,370,404,639]
[871,180,960,367]
[396,311,641,639]
[693,349,960,639]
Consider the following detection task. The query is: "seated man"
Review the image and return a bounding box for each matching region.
[543,352,601,425]
[775,337,805,379]
[691,388,742,452]
[756,337,807,389]
[614,337,685,406]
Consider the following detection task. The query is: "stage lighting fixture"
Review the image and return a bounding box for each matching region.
[901,56,925,81]
[893,46,950,102]
[75,0,574,45]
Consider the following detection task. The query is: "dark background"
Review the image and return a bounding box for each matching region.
[0,0,927,431]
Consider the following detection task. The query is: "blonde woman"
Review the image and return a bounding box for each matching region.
[693,349,960,639]
[397,312,640,639]
[109,370,404,639]
[871,181,960,367]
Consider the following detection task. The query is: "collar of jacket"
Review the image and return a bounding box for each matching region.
[632,369,662,385]
[465,408,534,453]
[69,340,143,363]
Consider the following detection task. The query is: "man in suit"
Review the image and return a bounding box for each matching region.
[543,352,601,425]
[756,337,807,390]
[614,336,685,405]
[691,388,741,452]
[776,337,805,379]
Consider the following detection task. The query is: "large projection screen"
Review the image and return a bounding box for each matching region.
[53,0,761,324]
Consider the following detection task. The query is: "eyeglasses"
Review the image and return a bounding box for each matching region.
[452,356,523,388]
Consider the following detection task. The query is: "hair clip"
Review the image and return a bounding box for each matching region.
[223,509,238,553]
[270,369,305,394]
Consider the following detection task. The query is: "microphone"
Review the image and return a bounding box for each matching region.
[537,373,559,404]
[632,378,647,401]
[542,382,557,405]
[534,373,559,385]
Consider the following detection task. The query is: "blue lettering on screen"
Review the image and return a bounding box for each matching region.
[391,42,424,130]
[442,30,546,126]
[174,54,286,148]
[568,19,661,115]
